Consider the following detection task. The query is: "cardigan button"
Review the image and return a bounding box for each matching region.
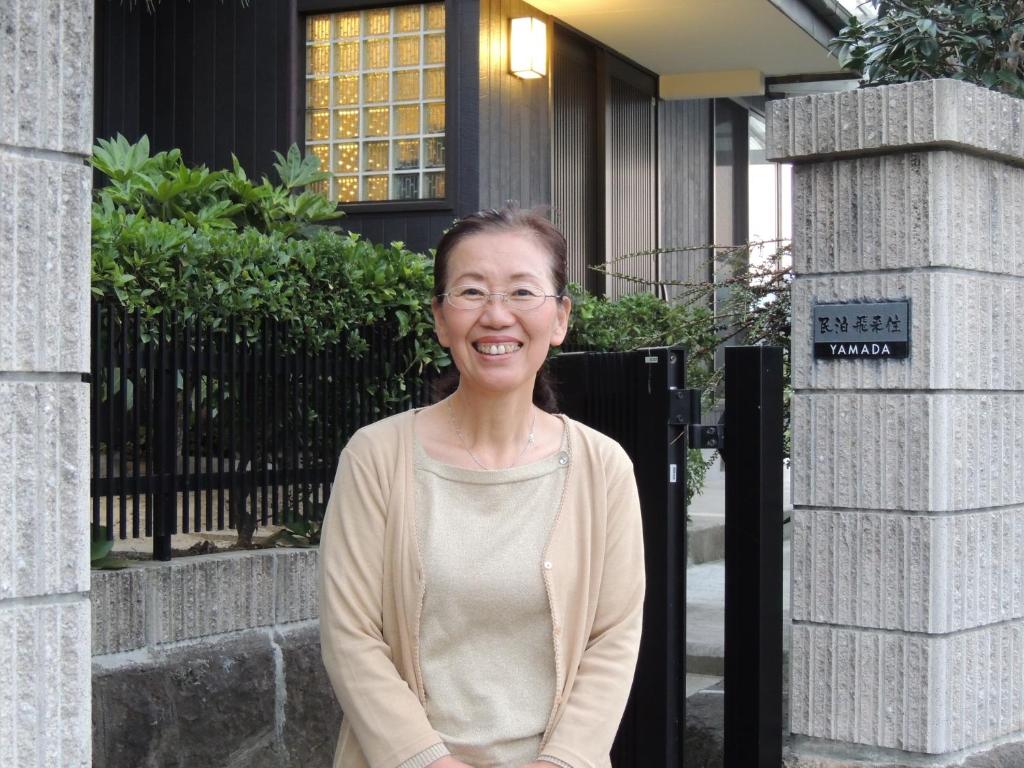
[557,452,569,466]
[543,561,553,570]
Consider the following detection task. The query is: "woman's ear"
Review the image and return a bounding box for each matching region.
[431,297,451,348]
[549,295,571,347]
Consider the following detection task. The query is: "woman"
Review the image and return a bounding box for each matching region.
[319,208,645,768]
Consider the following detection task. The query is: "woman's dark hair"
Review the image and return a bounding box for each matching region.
[430,207,568,413]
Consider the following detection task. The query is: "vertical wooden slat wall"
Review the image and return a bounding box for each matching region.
[94,0,293,182]
[605,61,657,299]
[658,99,713,300]
[552,28,600,294]
[477,0,551,211]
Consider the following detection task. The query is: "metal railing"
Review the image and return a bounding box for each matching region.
[89,301,430,559]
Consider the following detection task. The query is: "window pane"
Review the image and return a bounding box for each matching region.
[396,6,421,32]
[335,42,359,72]
[308,16,331,42]
[424,102,444,133]
[363,72,389,103]
[333,143,359,174]
[334,109,359,138]
[424,33,444,65]
[364,107,390,136]
[394,104,420,136]
[425,3,445,30]
[364,175,389,201]
[333,75,358,105]
[394,36,420,66]
[307,45,329,74]
[306,4,447,204]
[309,144,330,172]
[308,78,330,108]
[423,67,444,99]
[395,174,419,200]
[366,8,390,35]
[394,139,419,170]
[393,71,419,101]
[363,141,389,172]
[424,137,445,168]
[335,13,360,38]
[423,171,445,199]
[336,175,359,202]
[307,110,330,140]
[365,38,389,68]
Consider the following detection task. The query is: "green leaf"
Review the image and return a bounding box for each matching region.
[272,144,329,190]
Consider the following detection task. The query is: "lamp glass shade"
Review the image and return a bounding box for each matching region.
[510,17,546,79]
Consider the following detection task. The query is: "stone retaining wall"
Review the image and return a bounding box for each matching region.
[92,548,340,768]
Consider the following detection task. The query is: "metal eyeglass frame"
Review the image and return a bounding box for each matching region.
[439,288,565,311]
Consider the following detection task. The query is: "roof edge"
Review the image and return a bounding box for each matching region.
[765,0,848,52]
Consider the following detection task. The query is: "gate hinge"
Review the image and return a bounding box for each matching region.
[668,388,701,426]
[689,423,724,451]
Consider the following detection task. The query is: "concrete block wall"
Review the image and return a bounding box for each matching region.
[0,1,94,766]
[91,548,322,656]
[91,548,339,768]
[769,80,1024,765]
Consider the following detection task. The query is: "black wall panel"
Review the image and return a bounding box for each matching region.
[478,0,551,211]
[552,27,599,294]
[95,0,293,180]
[606,58,656,298]
[658,99,713,299]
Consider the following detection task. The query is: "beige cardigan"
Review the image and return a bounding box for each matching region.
[318,410,645,768]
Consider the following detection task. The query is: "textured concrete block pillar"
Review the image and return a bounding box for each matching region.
[769,80,1024,766]
[0,0,94,765]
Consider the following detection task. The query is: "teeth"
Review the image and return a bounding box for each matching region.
[476,343,521,355]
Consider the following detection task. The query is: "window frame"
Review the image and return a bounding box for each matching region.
[296,0,457,213]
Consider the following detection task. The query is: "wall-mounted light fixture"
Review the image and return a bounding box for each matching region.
[509,17,547,79]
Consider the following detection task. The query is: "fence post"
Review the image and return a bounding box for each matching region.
[723,346,784,768]
[153,314,175,561]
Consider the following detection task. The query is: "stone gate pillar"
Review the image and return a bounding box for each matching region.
[769,79,1024,766]
[0,1,94,765]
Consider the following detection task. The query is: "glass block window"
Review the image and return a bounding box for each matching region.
[305,4,446,203]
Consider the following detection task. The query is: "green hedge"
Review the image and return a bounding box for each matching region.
[90,135,448,373]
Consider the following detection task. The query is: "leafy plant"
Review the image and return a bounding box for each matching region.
[582,241,794,460]
[92,134,343,240]
[831,1,1024,98]
[264,519,323,548]
[91,525,133,570]
[91,136,448,372]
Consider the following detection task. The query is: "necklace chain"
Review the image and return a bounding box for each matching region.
[446,396,536,470]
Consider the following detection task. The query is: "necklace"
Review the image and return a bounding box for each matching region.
[446,396,536,470]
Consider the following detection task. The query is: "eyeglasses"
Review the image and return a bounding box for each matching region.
[441,285,562,311]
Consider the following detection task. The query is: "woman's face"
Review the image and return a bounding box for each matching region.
[432,229,571,400]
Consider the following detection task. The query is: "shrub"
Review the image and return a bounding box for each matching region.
[831,1,1024,98]
[91,135,448,372]
[563,288,722,507]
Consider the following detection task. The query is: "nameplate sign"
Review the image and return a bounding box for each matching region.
[813,300,910,359]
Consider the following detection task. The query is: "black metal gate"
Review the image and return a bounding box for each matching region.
[551,346,689,768]
[551,345,785,768]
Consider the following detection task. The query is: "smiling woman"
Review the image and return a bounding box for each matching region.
[318,207,646,768]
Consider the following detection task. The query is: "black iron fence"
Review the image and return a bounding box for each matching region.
[89,301,430,559]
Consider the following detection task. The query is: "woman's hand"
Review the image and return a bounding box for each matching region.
[428,757,475,768]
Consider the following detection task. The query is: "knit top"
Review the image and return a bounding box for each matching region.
[412,428,569,768]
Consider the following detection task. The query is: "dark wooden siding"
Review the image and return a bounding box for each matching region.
[477,0,551,210]
[658,99,712,299]
[95,0,295,180]
[552,27,599,293]
[605,58,656,298]
[93,0,481,254]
